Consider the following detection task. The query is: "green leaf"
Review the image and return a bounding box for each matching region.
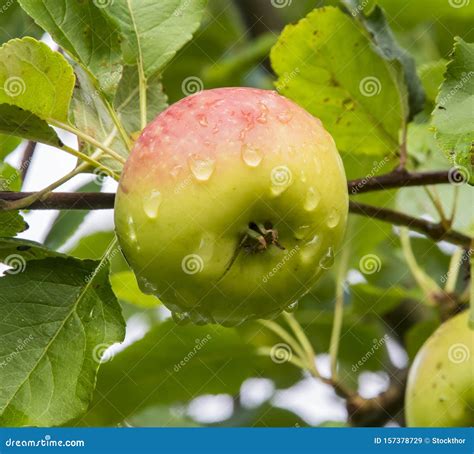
[0,162,21,191]
[18,0,122,99]
[0,1,43,45]
[342,2,424,120]
[110,271,161,308]
[44,181,99,251]
[351,283,418,316]
[271,6,406,157]
[0,211,28,237]
[0,257,125,427]
[0,37,75,122]
[216,402,308,428]
[0,134,21,160]
[405,317,440,360]
[114,65,168,135]
[0,237,61,261]
[203,33,277,87]
[68,231,115,260]
[80,321,254,426]
[0,104,63,147]
[103,0,207,78]
[418,60,447,106]
[162,0,249,103]
[432,38,474,181]
[71,65,127,170]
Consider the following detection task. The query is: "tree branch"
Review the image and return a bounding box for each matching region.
[0,191,115,210]
[349,201,471,247]
[0,168,471,247]
[20,141,37,185]
[348,168,459,195]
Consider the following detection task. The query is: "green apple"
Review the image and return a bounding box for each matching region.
[114,88,348,325]
[406,310,473,426]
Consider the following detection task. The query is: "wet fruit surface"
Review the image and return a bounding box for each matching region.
[115,88,348,325]
[405,311,473,426]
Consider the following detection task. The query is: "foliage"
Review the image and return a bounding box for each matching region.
[0,0,472,428]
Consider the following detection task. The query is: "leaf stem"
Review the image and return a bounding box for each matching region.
[257,319,308,365]
[49,119,126,165]
[329,247,349,380]
[256,347,307,370]
[444,247,463,294]
[104,100,133,151]
[282,312,321,378]
[138,62,147,130]
[399,227,441,304]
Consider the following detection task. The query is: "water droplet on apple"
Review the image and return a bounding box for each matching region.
[256,103,268,124]
[313,156,322,174]
[327,209,340,228]
[137,276,157,295]
[197,114,208,127]
[172,311,191,325]
[277,111,292,123]
[170,165,182,178]
[241,145,263,167]
[319,247,334,270]
[189,158,216,181]
[143,190,162,219]
[300,235,320,263]
[127,216,138,245]
[295,225,310,240]
[300,170,307,183]
[285,301,299,313]
[304,187,320,212]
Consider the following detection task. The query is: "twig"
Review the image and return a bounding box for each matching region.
[20,141,37,184]
[348,169,457,195]
[0,191,115,210]
[349,201,471,248]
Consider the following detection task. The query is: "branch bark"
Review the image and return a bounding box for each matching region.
[349,201,471,247]
[0,169,471,247]
[348,168,458,195]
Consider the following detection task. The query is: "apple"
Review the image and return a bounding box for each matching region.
[405,310,473,426]
[114,88,348,325]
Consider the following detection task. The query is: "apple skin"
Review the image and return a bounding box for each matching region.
[114,88,348,325]
[405,311,473,426]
